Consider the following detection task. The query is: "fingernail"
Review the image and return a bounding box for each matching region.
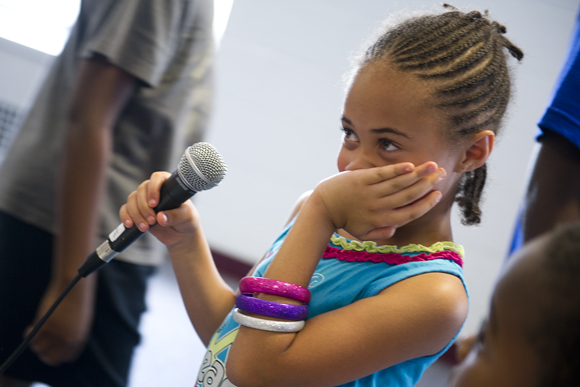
[139,222,148,230]
[161,214,168,223]
[439,169,446,179]
[435,192,442,203]
[124,219,132,227]
[149,199,156,207]
[147,216,156,224]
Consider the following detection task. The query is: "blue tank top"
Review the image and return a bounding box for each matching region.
[196,217,468,387]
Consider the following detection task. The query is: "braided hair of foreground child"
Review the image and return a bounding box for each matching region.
[352,3,523,225]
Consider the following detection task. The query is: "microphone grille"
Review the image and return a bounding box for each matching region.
[178,142,227,192]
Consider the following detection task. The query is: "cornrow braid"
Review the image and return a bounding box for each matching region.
[395,18,492,71]
[389,12,480,59]
[455,164,487,225]
[355,5,523,225]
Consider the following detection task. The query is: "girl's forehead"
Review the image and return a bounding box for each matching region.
[348,64,435,109]
[352,63,419,89]
[344,64,444,131]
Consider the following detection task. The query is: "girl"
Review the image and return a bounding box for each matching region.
[121,5,523,387]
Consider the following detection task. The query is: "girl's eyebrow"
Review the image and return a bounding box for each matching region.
[371,128,411,139]
[341,116,411,139]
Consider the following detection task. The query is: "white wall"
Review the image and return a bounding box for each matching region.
[195,0,579,336]
[0,37,52,108]
[0,0,577,339]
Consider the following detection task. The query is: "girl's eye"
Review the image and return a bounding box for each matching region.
[341,127,358,142]
[381,139,399,152]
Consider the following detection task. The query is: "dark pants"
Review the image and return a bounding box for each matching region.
[0,211,155,387]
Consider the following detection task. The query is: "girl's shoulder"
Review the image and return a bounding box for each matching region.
[282,190,313,227]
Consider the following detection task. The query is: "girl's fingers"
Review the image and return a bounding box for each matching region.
[137,181,156,224]
[119,203,132,228]
[120,172,172,232]
[154,201,198,234]
[365,162,415,185]
[147,171,172,208]
[386,190,443,227]
[343,188,442,240]
[156,208,183,228]
[383,167,445,209]
[369,162,437,195]
[319,161,446,235]
[372,163,444,201]
[119,171,200,248]
[127,186,153,232]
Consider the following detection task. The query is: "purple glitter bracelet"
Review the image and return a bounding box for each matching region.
[239,277,311,304]
[235,293,309,321]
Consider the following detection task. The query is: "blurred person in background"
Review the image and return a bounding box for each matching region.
[508,8,580,255]
[0,0,214,386]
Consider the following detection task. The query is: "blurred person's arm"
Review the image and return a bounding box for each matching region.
[521,130,580,243]
[27,54,137,366]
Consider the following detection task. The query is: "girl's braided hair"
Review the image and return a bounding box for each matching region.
[353,4,523,225]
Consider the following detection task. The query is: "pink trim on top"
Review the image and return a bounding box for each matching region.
[321,246,463,268]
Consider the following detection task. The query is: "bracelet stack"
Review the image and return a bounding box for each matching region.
[233,277,311,333]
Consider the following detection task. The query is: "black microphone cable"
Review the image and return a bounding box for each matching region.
[0,142,226,375]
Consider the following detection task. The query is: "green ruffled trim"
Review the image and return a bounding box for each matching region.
[329,234,465,258]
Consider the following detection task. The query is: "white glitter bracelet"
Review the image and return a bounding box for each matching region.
[232,308,305,333]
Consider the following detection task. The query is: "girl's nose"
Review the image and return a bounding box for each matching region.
[344,150,377,171]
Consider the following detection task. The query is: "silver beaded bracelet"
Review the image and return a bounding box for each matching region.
[232,308,305,333]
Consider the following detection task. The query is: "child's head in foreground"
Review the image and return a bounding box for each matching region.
[343,4,523,228]
[450,221,580,386]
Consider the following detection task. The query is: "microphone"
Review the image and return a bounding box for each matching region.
[78,142,227,277]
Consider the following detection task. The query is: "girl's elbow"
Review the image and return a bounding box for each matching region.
[226,361,266,387]
[226,356,283,387]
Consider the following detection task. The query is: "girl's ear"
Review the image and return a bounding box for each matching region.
[455,130,495,172]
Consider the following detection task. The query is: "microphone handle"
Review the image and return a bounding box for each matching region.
[78,171,195,277]
[110,171,196,251]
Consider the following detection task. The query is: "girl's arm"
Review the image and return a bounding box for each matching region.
[165,221,236,345]
[120,172,235,345]
[119,176,313,344]
[226,162,468,387]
